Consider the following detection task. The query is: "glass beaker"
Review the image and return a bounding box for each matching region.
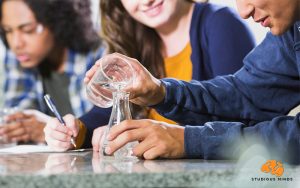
[101,91,138,160]
[86,54,135,108]
[0,108,18,148]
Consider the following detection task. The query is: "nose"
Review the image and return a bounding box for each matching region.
[9,31,25,50]
[236,0,254,19]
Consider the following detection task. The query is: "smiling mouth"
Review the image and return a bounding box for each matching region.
[143,1,164,16]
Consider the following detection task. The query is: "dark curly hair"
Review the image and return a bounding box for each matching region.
[0,0,101,53]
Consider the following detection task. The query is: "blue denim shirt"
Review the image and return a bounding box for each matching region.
[156,22,300,162]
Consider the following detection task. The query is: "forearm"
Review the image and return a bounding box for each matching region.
[155,78,272,124]
[155,33,300,125]
[184,114,300,163]
[155,72,300,125]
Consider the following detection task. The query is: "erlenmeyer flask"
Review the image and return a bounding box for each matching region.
[101,91,138,160]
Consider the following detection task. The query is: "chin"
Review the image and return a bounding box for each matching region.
[19,61,37,69]
[270,22,294,36]
[144,20,165,29]
[142,15,169,28]
[270,29,285,36]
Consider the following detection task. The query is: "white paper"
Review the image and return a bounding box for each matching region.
[0,145,86,154]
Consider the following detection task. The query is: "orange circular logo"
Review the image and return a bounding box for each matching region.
[261,160,284,177]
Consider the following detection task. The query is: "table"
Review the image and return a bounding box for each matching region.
[0,150,299,188]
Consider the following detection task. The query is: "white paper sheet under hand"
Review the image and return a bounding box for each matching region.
[0,145,86,154]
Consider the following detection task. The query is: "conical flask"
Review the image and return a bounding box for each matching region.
[101,91,138,160]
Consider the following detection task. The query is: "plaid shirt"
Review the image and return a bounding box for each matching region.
[3,48,103,117]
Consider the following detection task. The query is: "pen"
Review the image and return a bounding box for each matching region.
[44,94,77,148]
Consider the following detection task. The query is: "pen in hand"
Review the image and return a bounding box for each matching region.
[44,94,77,148]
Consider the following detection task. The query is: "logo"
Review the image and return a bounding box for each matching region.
[251,160,293,182]
[261,160,284,177]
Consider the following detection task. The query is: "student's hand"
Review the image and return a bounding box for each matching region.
[104,119,185,159]
[44,114,79,151]
[84,53,166,106]
[92,125,107,152]
[0,111,48,143]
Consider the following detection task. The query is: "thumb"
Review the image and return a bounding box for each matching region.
[63,114,79,137]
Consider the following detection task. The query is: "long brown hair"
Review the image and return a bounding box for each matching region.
[101,1,169,118]
[100,1,165,79]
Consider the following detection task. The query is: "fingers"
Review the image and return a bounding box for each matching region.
[0,121,24,135]
[63,114,79,137]
[23,119,46,143]
[143,147,163,160]
[44,117,74,151]
[10,134,30,143]
[132,139,155,158]
[0,121,31,142]
[0,125,29,143]
[84,62,100,84]
[106,128,147,155]
[47,118,73,136]
[0,115,45,143]
[105,120,185,159]
[92,126,106,151]
[105,119,164,159]
[5,112,30,122]
[46,127,72,142]
[84,53,142,85]
[107,120,146,140]
[3,123,26,138]
[133,137,168,160]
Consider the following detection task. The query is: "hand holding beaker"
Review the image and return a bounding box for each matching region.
[86,53,135,108]
[85,53,166,107]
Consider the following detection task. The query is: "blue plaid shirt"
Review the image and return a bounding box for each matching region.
[3,48,103,117]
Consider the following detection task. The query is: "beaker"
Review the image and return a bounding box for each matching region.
[0,107,19,148]
[86,54,135,108]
